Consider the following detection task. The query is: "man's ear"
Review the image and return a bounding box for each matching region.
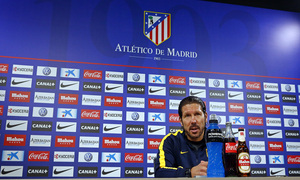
[205,113,208,124]
[179,117,183,127]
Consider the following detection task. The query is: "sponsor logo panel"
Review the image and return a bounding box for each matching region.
[0,166,23,177]
[269,155,284,164]
[263,82,278,91]
[148,112,165,123]
[148,86,166,96]
[148,138,161,149]
[126,97,145,108]
[265,105,281,114]
[12,64,33,75]
[32,107,54,118]
[228,91,243,100]
[250,155,266,164]
[208,79,225,88]
[248,129,264,138]
[78,152,99,163]
[169,99,180,110]
[267,129,283,138]
[228,103,244,113]
[124,153,143,163]
[55,136,76,147]
[282,94,297,103]
[149,74,165,84]
[266,117,281,127]
[80,123,100,133]
[34,92,55,104]
[281,84,296,93]
[2,150,24,162]
[53,151,75,162]
[11,77,32,88]
[83,82,102,92]
[60,68,80,78]
[247,104,263,114]
[169,87,186,97]
[105,96,123,107]
[9,91,30,102]
[126,124,144,134]
[284,118,299,128]
[83,70,102,79]
[102,137,122,148]
[57,108,77,119]
[248,117,263,126]
[31,121,52,131]
[104,110,122,121]
[36,66,57,77]
[148,98,166,109]
[189,77,205,87]
[283,105,298,115]
[27,166,49,177]
[82,94,101,106]
[125,138,144,149]
[0,76,7,86]
[0,64,9,73]
[229,116,245,125]
[28,151,50,162]
[169,113,180,123]
[79,136,100,148]
[7,106,29,117]
[127,85,145,94]
[249,141,265,151]
[251,168,267,177]
[58,93,78,105]
[0,90,5,101]
[246,92,262,101]
[3,134,26,146]
[169,76,186,85]
[77,167,98,177]
[59,80,79,91]
[264,93,279,102]
[148,125,166,135]
[5,120,28,131]
[101,167,121,177]
[124,167,143,177]
[286,142,300,152]
[209,90,225,99]
[81,109,100,119]
[285,130,300,139]
[209,102,226,112]
[189,88,206,98]
[268,142,284,151]
[105,71,124,81]
[288,168,300,176]
[30,135,51,147]
[269,168,285,176]
[147,167,155,177]
[101,152,121,163]
[103,124,122,134]
[287,155,300,164]
[105,83,123,93]
[56,122,77,132]
[36,79,56,89]
[227,80,243,89]
[127,73,145,83]
[52,166,74,177]
[126,111,145,122]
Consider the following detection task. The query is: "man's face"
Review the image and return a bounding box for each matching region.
[180,103,207,142]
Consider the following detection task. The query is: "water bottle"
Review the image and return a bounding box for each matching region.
[205,114,225,177]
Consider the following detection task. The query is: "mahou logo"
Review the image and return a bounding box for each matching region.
[28,151,50,161]
[268,142,283,151]
[229,103,244,113]
[248,117,264,126]
[265,105,281,114]
[169,76,186,85]
[0,64,9,73]
[225,142,237,153]
[58,93,78,105]
[148,138,161,149]
[169,113,180,123]
[148,98,166,109]
[83,70,102,79]
[9,91,31,102]
[246,81,261,90]
[55,136,76,147]
[287,155,300,164]
[124,153,143,163]
[81,109,100,119]
[0,105,3,116]
[104,96,123,107]
[102,137,122,148]
[4,134,26,146]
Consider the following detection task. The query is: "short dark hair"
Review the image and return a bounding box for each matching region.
[178,96,206,119]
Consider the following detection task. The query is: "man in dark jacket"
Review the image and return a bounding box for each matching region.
[154,96,208,177]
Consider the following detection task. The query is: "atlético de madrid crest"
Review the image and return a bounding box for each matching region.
[144,11,171,46]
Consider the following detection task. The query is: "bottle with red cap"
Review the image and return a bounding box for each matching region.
[237,127,250,177]
[224,122,237,177]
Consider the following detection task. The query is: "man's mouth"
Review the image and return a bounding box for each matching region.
[189,126,200,133]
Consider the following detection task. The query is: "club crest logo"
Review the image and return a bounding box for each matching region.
[144,11,171,46]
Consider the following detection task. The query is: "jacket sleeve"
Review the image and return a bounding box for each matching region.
[154,133,187,177]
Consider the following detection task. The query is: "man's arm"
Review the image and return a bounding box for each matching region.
[154,133,187,177]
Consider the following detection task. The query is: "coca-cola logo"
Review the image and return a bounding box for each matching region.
[225,142,237,153]
[28,151,50,161]
[124,153,143,163]
[246,81,261,90]
[288,155,300,164]
[248,117,263,126]
[169,113,180,122]
[81,109,100,119]
[169,76,186,85]
[83,70,102,79]
[0,64,9,73]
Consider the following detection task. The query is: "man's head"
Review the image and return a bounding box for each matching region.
[178,96,207,142]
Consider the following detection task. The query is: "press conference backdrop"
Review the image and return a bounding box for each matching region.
[0,0,299,178]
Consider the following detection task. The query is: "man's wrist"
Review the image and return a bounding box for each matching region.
[185,168,191,177]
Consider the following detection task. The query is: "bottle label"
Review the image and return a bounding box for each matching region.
[206,132,223,142]
[238,152,250,173]
[225,142,237,153]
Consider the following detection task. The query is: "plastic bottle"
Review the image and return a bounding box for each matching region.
[205,114,225,177]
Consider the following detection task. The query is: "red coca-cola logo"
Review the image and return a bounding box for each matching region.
[104,96,123,107]
[169,113,180,123]
[169,76,186,85]
[81,109,100,119]
[9,91,31,102]
[102,137,122,148]
[55,136,76,147]
[4,134,26,146]
[148,138,161,149]
[124,153,143,163]
[83,70,102,79]
[148,98,166,109]
[0,105,4,116]
[246,81,261,90]
[265,105,281,114]
[225,142,237,153]
[268,142,283,151]
[248,117,263,126]
[28,151,50,161]
[287,155,300,164]
[58,93,78,105]
[0,64,9,73]
[228,103,244,113]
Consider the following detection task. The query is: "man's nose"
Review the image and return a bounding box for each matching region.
[191,115,197,123]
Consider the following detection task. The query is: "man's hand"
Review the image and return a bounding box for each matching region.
[190,161,208,177]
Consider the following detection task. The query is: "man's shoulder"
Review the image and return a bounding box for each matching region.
[163,130,184,141]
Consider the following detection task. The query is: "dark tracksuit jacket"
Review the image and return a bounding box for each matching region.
[154,130,208,177]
